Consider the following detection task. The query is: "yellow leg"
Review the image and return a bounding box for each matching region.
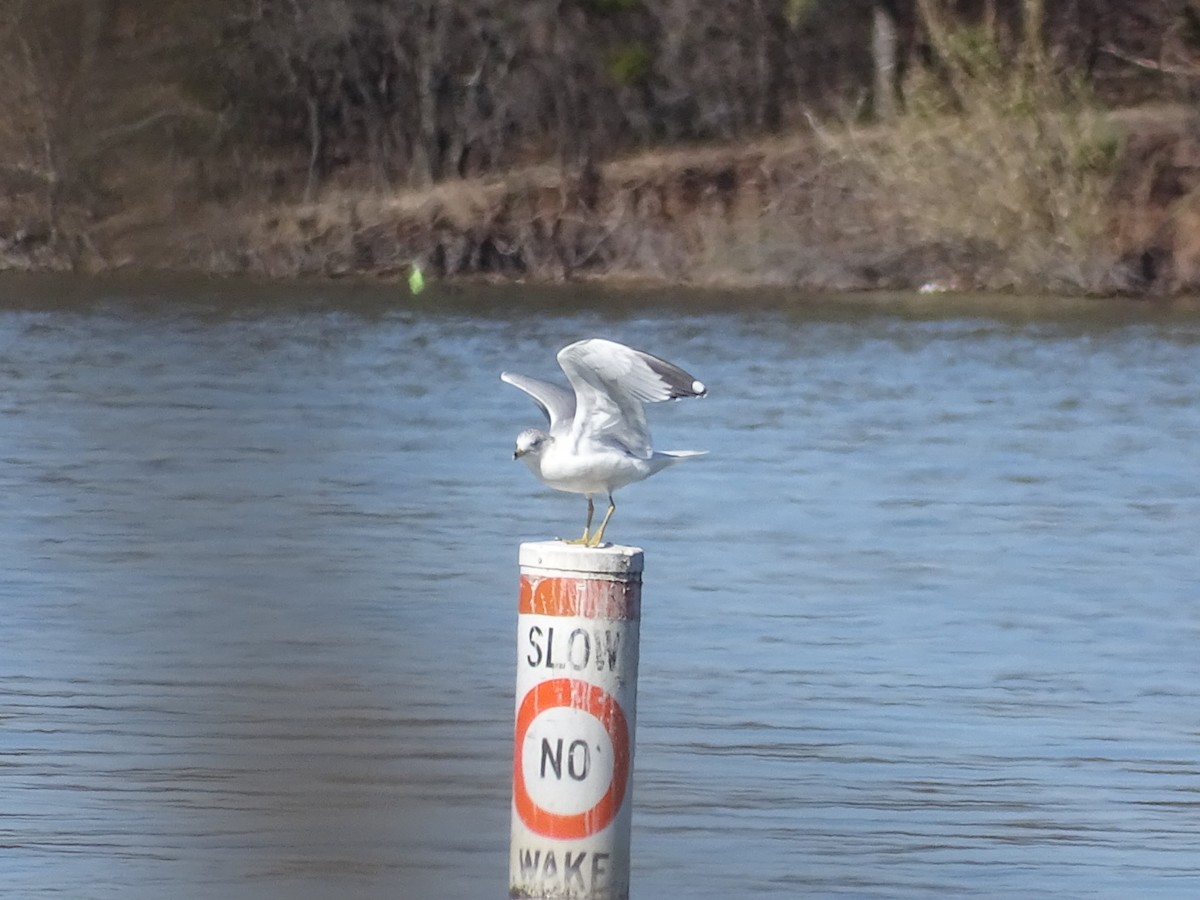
[587,494,616,547]
[562,496,595,545]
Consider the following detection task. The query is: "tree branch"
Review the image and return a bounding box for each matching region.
[1100,44,1200,79]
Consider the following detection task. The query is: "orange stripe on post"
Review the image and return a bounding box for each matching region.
[519,574,641,620]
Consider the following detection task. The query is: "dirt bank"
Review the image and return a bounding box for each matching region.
[15,105,1200,296]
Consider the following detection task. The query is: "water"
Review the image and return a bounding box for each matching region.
[2,275,1199,898]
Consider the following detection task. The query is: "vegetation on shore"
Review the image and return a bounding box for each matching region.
[4,1,1200,294]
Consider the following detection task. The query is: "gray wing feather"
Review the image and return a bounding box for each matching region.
[556,339,705,458]
[500,371,576,429]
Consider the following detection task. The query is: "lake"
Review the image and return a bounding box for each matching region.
[2,275,1199,898]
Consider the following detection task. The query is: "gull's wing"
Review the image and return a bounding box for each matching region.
[556,339,706,458]
[500,372,576,430]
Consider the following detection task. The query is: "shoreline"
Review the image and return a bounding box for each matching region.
[6,268,1200,324]
[7,105,1200,299]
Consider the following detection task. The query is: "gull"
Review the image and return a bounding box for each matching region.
[502,338,707,547]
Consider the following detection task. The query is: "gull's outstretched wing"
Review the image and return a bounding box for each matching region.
[500,372,576,430]
[556,339,706,458]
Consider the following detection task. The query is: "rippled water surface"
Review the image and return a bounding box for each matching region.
[2,275,1199,898]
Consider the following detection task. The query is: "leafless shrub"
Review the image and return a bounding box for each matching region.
[840,0,1125,292]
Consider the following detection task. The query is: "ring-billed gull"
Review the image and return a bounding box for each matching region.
[502,338,707,547]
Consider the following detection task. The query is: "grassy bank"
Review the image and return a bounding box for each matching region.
[125,103,1198,296]
[6,1,1200,296]
[10,104,1200,297]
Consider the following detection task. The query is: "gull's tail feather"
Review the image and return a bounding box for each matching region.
[648,449,707,474]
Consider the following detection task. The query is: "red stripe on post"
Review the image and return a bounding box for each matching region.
[519,574,641,620]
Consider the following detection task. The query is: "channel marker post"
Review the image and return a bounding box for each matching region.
[510,541,643,900]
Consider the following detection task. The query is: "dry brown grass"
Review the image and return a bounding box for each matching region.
[63,69,1200,296]
[820,16,1134,293]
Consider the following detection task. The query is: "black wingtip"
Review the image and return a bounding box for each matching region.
[644,355,707,400]
[667,378,706,400]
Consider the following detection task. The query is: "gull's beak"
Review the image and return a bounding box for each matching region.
[513,447,524,460]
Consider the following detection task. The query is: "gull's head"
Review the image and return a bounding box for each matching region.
[513,428,551,461]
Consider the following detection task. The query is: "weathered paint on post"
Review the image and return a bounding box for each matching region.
[510,541,643,900]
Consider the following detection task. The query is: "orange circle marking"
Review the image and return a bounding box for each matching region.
[513,678,630,839]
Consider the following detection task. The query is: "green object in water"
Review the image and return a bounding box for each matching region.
[408,264,425,295]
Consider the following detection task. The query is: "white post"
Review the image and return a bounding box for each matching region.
[510,541,643,900]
